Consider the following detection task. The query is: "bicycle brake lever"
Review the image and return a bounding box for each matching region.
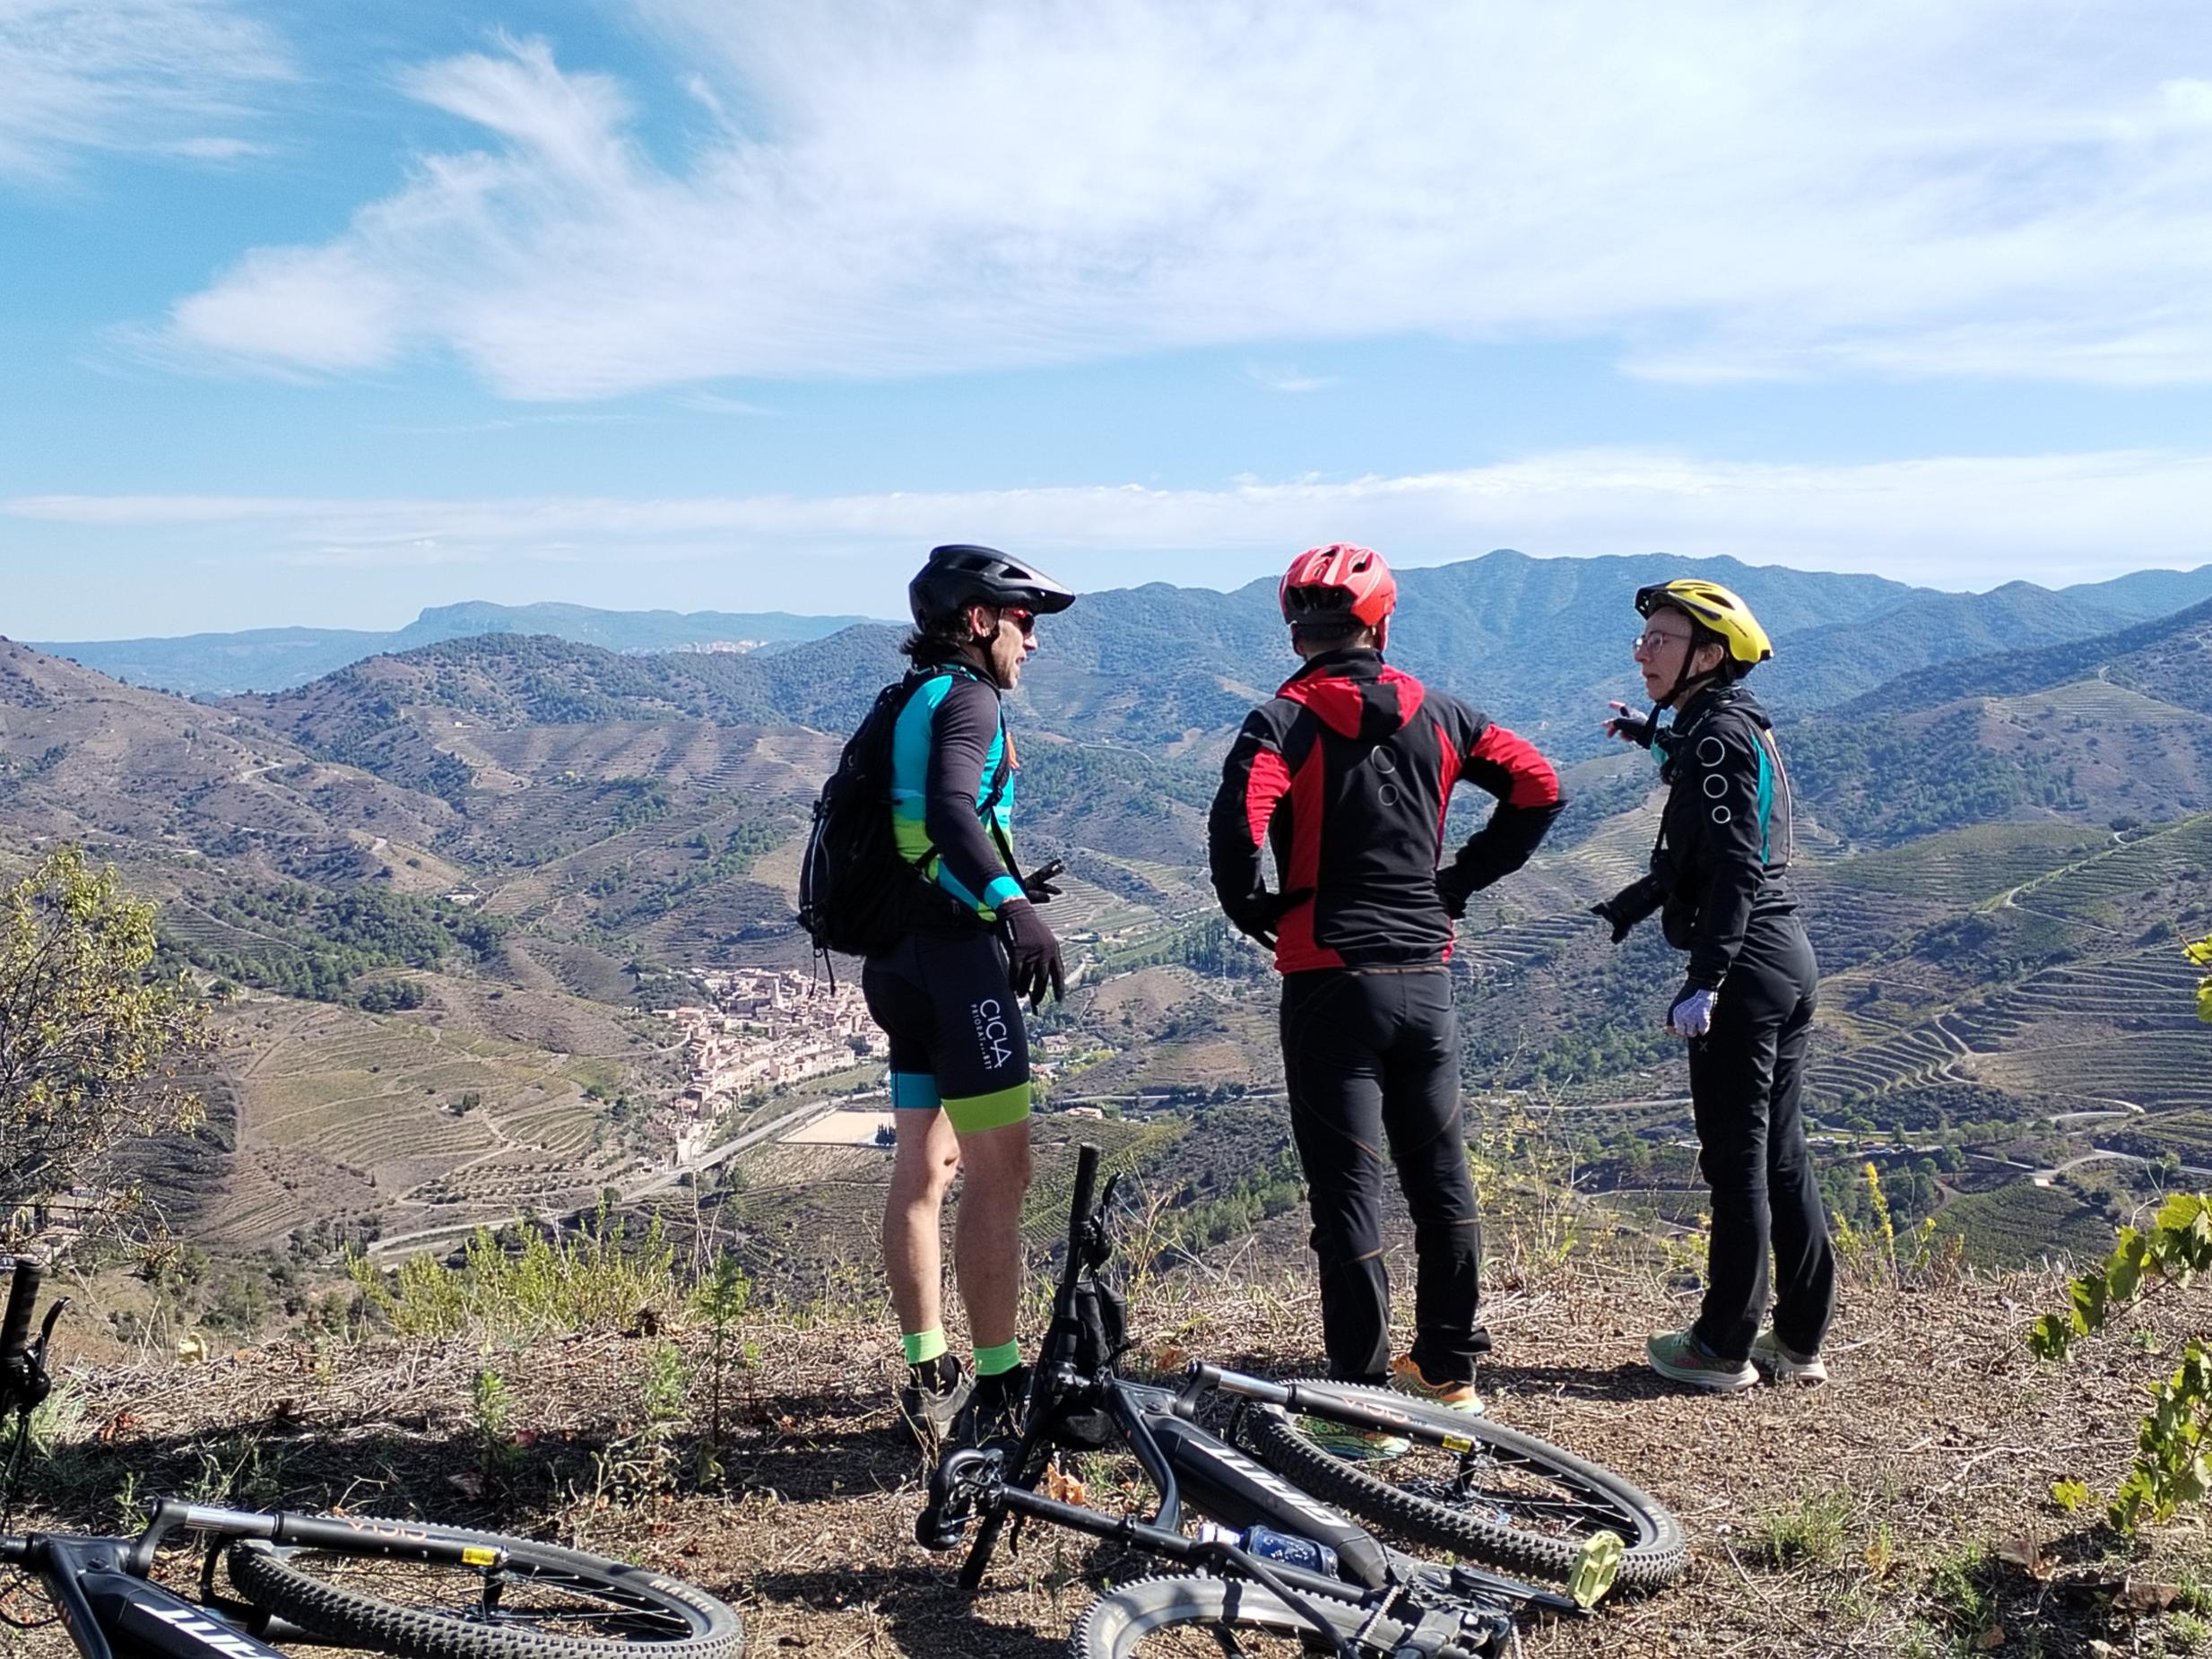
[1083,1174,1122,1265]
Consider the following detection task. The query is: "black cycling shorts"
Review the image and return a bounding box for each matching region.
[862,930,1032,1133]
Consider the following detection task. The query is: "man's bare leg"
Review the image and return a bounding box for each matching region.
[882,1108,961,1340]
[950,1117,1034,1351]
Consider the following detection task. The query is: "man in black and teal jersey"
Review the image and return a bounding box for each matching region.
[869,544,1074,1442]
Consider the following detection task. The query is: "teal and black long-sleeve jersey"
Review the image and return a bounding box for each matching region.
[888,664,1024,925]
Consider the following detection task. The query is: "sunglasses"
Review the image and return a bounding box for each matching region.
[1000,607,1037,637]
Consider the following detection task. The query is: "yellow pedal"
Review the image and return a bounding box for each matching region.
[1569,1530,1625,1609]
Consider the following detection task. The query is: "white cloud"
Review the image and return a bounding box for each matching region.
[0,0,290,180]
[151,0,2212,393]
[13,447,2212,596]
[1245,364,1340,395]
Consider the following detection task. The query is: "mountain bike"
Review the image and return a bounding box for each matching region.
[915,1144,1683,1656]
[0,1255,746,1659]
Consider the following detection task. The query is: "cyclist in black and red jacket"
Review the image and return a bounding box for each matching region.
[1207,544,1563,1449]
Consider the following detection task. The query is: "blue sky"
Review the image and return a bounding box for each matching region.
[6,0,2212,638]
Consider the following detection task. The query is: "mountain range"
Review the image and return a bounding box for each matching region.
[30,554,2212,716]
[3,548,2209,1264]
[30,602,885,698]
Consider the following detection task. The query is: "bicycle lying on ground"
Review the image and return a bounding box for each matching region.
[0,1254,747,1659]
[917,1143,1683,1656]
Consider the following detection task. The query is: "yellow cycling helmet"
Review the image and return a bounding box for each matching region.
[1635,579,1773,669]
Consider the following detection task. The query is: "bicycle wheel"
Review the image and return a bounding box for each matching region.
[1241,1386,1686,1591]
[227,1523,745,1659]
[1068,1575,1494,1659]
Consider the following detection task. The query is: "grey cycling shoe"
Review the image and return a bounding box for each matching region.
[898,1357,973,1446]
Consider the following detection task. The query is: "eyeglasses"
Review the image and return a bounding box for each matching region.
[1001,607,1037,637]
[1632,630,1692,656]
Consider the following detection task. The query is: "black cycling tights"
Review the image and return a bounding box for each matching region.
[1280,967,1488,1386]
[1687,914,1836,1363]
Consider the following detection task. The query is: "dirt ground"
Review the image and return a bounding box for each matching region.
[4,1254,2208,1658]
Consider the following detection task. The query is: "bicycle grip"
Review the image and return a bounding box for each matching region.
[0,1258,41,1359]
[1067,1143,1099,1256]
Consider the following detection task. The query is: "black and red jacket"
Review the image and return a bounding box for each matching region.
[1207,649,1565,973]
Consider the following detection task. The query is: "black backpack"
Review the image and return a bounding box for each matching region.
[796,669,1012,963]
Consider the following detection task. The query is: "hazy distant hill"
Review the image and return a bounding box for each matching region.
[2060,561,2212,621]
[30,552,2212,708]
[1792,596,2212,845]
[1849,593,2212,718]
[789,550,2189,758]
[30,602,886,698]
[0,638,453,888]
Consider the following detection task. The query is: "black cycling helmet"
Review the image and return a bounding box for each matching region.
[907,544,1077,630]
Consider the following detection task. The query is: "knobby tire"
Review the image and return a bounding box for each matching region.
[1067,1574,1490,1659]
[1242,1384,1686,1590]
[227,1523,745,1659]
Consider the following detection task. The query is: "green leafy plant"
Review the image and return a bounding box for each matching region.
[0,847,214,1236]
[590,1340,691,1505]
[344,1203,679,1343]
[2030,1192,2212,1533]
[690,1250,754,1474]
[469,1368,521,1488]
[2108,1341,2211,1533]
[2029,1193,2212,1362]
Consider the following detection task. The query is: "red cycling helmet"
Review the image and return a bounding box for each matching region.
[1279,543,1397,630]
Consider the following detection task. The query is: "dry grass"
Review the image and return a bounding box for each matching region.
[6,1243,2210,1658]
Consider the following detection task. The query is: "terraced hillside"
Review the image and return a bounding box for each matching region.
[214,992,655,1249]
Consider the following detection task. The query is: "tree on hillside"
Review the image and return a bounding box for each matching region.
[0,847,215,1245]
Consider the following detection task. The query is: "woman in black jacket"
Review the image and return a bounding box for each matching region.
[1596,579,1835,1392]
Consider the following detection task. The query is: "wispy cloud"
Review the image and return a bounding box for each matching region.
[367,411,646,436]
[148,0,2212,394]
[1244,363,1340,395]
[13,447,2212,593]
[0,0,291,181]
[673,391,775,416]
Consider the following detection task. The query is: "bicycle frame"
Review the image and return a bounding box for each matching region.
[4,1505,520,1659]
[916,1145,1581,1656]
[3,1257,523,1659]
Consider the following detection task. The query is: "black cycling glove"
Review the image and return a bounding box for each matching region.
[1592,874,1663,943]
[1604,700,1659,748]
[1232,887,1313,951]
[996,898,1066,1010]
[1020,859,1065,905]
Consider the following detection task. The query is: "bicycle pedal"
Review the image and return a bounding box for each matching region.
[1569,1530,1625,1609]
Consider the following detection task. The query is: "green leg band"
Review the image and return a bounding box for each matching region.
[974,1339,1021,1378]
[941,1081,1032,1134]
[902,1328,947,1367]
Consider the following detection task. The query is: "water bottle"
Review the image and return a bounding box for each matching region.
[1193,1521,1340,1579]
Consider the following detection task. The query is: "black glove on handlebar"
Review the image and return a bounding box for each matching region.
[996,899,1066,1010]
